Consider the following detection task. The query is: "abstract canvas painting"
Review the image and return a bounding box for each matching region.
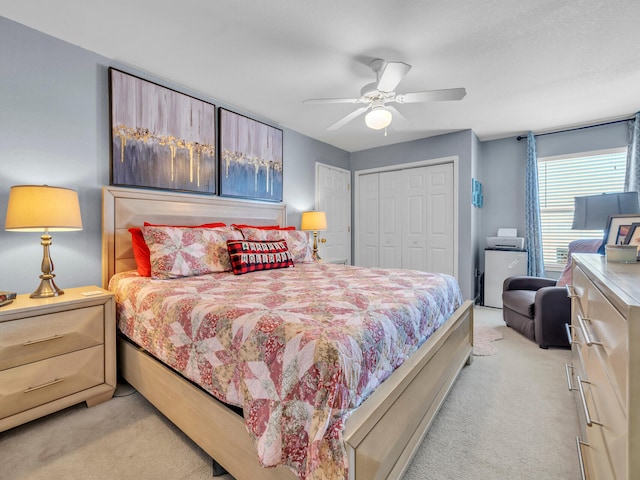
[219,108,283,202]
[110,68,216,193]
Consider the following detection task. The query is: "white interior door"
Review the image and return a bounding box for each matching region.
[316,163,351,264]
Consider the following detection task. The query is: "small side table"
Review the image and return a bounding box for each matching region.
[0,286,116,432]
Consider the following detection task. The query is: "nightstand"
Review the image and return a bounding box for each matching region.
[0,286,116,432]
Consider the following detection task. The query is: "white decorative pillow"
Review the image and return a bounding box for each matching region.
[142,226,243,279]
[237,227,314,263]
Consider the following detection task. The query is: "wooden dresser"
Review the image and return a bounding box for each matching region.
[567,253,640,480]
[0,286,116,432]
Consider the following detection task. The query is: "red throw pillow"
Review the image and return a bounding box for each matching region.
[226,239,294,275]
[129,222,227,276]
[231,224,295,230]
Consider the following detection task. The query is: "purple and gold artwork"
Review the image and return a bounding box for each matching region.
[219,108,283,202]
[110,68,216,193]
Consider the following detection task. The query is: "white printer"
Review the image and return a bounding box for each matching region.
[486,228,525,250]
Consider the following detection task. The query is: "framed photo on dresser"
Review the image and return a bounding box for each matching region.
[603,214,640,245]
[623,222,640,252]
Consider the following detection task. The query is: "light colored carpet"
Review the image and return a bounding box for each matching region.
[0,307,581,480]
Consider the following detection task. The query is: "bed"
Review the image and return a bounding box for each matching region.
[102,186,473,480]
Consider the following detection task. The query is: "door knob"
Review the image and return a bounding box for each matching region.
[320,238,327,243]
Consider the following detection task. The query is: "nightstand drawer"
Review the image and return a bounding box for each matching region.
[0,345,104,418]
[0,305,104,371]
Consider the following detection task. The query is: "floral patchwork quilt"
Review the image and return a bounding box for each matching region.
[110,263,463,479]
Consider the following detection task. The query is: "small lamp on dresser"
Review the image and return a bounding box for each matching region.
[301,211,327,261]
[572,191,639,230]
[5,185,83,298]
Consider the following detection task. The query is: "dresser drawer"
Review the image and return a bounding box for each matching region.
[578,342,627,479]
[578,412,616,480]
[0,305,104,371]
[585,287,628,411]
[0,345,104,418]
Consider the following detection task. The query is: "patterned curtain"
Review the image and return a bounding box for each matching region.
[525,131,545,277]
[625,112,640,200]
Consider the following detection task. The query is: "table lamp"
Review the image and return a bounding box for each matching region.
[301,211,327,261]
[5,185,83,298]
[571,191,639,230]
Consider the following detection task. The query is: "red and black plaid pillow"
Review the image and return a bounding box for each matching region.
[226,239,294,275]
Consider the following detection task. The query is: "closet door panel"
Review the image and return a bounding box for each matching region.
[358,173,380,267]
[379,171,403,269]
[403,167,428,271]
[425,164,454,275]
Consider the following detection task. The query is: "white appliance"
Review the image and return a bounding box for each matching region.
[486,236,525,250]
[484,249,528,308]
[486,227,525,250]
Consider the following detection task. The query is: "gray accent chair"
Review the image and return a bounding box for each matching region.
[501,239,602,349]
[501,276,570,348]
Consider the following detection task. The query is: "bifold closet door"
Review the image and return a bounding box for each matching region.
[403,163,454,275]
[356,162,454,275]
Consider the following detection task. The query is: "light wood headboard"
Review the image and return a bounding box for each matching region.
[102,186,287,288]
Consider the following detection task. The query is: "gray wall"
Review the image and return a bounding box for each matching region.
[0,17,349,294]
[478,122,631,276]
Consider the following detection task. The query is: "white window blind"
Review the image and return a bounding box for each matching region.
[537,148,627,270]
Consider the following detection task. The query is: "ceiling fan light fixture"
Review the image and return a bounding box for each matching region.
[365,106,392,130]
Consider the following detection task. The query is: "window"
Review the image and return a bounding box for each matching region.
[538,148,627,270]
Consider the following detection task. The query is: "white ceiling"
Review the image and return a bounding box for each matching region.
[2,0,640,152]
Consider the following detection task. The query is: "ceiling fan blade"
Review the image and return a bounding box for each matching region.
[327,106,369,130]
[376,62,411,92]
[386,105,409,128]
[396,88,467,103]
[303,97,361,104]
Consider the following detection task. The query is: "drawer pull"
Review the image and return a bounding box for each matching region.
[576,314,602,347]
[23,334,64,346]
[575,436,588,480]
[566,285,585,316]
[564,323,578,345]
[565,363,575,391]
[23,378,64,393]
[576,376,603,427]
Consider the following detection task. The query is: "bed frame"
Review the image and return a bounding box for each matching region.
[102,186,474,480]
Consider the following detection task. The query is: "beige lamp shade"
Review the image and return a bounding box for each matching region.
[5,185,83,232]
[301,211,327,231]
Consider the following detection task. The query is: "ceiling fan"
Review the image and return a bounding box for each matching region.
[304,58,466,131]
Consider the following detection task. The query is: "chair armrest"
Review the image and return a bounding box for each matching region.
[503,276,557,292]
[535,286,571,311]
[534,286,572,347]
